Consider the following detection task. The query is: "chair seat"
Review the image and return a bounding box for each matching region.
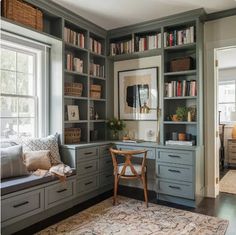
[117,163,145,176]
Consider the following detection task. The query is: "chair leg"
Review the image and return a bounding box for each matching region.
[142,174,148,207]
[113,174,118,205]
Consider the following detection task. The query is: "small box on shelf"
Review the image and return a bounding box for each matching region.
[65,128,81,144]
[64,82,83,97]
[170,57,194,72]
[90,84,102,99]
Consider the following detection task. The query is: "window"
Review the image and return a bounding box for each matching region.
[0,37,48,140]
[218,80,236,123]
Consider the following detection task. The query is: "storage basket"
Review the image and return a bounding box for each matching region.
[65,128,81,144]
[170,57,193,72]
[2,0,43,31]
[64,83,83,97]
[90,84,101,99]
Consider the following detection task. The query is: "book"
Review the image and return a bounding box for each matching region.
[165,140,194,146]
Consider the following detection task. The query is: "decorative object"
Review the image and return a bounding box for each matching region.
[170,56,193,72]
[171,114,179,121]
[172,132,178,140]
[90,84,101,99]
[95,112,99,120]
[176,106,188,121]
[118,67,158,120]
[67,105,79,121]
[107,118,125,140]
[230,111,236,139]
[186,133,192,141]
[220,170,236,194]
[188,105,197,121]
[89,106,94,119]
[64,82,83,97]
[187,111,192,122]
[178,133,186,141]
[64,128,81,144]
[37,196,229,235]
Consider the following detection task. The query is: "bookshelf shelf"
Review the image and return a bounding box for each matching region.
[164,121,197,125]
[65,42,88,52]
[89,98,106,102]
[164,96,197,100]
[64,96,88,100]
[64,69,88,77]
[164,70,196,76]
[90,75,106,80]
[90,51,106,59]
[64,120,88,124]
[90,119,106,123]
[164,42,196,51]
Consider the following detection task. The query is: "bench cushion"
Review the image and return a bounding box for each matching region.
[1,170,76,196]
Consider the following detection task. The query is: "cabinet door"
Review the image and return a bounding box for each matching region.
[45,178,76,209]
[100,171,114,187]
[76,147,98,161]
[99,145,111,157]
[2,188,44,225]
[77,175,99,195]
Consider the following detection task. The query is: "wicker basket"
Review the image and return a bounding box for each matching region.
[170,57,193,72]
[65,128,81,144]
[2,0,43,31]
[90,84,101,99]
[64,83,83,97]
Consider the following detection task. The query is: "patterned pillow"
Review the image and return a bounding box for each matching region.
[19,134,61,165]
[0,145,29,179]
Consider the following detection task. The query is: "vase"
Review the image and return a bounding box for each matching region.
[110,130,119,140]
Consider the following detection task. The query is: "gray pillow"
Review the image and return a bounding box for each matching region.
[0,145,29,179]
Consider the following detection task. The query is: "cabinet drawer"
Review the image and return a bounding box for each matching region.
[76,147,98,161]
[116,145,156,159]
[100,156,113,171]
[157,164,193,182]
[77,159,99,176]
[158,180,194,199]
[45,179,75,209]
[2,189,44,223]
[77,175,99,195]
[157,150,193,165]
[100,145,111,157]
[100,171,114,187]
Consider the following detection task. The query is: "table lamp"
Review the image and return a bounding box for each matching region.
[230,111,236,139]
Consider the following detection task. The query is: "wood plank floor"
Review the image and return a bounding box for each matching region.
[15,186,236,235]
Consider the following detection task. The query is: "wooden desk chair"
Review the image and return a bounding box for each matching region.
[109,148,148,207]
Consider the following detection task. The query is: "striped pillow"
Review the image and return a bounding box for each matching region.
[0,145,29,179]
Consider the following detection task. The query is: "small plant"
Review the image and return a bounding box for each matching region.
[176,106,188,121]
[107,118,125,131]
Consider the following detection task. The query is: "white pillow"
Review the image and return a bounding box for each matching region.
[18,134,61,165]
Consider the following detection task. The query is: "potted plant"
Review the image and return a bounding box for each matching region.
[175,106,188,121]
[107,118,125,140]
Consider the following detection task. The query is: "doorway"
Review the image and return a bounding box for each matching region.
[216,47,236,195]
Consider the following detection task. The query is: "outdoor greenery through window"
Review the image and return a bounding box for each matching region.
[218,80,236,123]
[0,44,37,140]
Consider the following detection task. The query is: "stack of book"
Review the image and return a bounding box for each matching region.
[90,63,105,77]
[110,40,133,56]
[164,80,196,97]
[164,26,194,47]
[66,53,83,73]
[90,38,102,55]
[165,140,194,146]
[64,27,85,48]
[134,33,161,52]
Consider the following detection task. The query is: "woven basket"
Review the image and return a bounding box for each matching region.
[90,84,101,99]
[65,128,81,144]
[64,83,83,97]
[170,57,193,72]
[2,0,43,31]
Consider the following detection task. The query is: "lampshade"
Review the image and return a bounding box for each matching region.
[230,111,236,122]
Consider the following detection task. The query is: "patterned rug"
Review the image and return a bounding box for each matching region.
[36,196,228,235]
[220,170,236,194]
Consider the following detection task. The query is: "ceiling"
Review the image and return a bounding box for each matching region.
[51,0,236,30]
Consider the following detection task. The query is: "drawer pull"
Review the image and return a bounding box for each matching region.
[84,152,93,155]
[85,165,93,169]
[168,155,181,158]
[13,201,29,208]
[85,181,93,186]
[57,188,67,193]
[169,185,181,190]
[168,169,181,173]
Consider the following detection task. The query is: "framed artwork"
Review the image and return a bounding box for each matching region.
[67,105,80,121]
[118,67,158,120]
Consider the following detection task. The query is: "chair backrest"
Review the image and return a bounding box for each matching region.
[109,148,148,177]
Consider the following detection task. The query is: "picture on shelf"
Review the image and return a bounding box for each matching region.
[67,105,80,121]
[118,67,158,120]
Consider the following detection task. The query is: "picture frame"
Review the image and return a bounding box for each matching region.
[118,67,158,120]
[67,105,80,121]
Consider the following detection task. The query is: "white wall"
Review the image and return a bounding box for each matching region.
[204,15,236,197]
[114,56,162,141]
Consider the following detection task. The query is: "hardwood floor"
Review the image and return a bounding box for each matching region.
[15,186,236,235]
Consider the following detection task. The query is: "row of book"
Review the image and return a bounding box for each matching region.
[110,40,133,56]
[64,27,85,48]
[164,26,195,47]
[164,80,197,97]
[90,63,105,78]
[134,33,161,52]
[90,38,102,55]
[66,53,83,73]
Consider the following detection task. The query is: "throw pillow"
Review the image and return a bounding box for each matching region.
[19,134,61,165]
[23,150,52,171]
[0,145,29,179]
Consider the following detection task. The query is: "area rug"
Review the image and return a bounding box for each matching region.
[220,170,236,194]
[36,196,228,235]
